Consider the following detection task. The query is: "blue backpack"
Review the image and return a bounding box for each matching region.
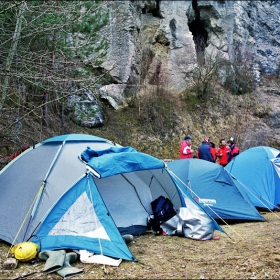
[150,196,177,232]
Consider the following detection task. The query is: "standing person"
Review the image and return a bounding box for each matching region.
[227,139,240,161]
[179,135,194,159]
[196,137,215,162]
[209,141,217,162]
[216,139,230,167]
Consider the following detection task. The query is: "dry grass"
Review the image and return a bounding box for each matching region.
[1,212,280,279]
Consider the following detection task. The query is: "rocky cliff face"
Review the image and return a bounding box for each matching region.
[70,0,280,151]
[99,0,280,107]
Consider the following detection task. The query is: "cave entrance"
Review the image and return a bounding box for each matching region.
[188,0,208,64]
[189,19,208,55]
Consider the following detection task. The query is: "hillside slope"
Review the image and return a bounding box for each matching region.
[1,75,279,169]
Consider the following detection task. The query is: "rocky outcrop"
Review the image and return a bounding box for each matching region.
[67,88,104,128]
[99,0,280,107]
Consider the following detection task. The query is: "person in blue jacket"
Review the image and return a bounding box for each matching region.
[196,137,215,162]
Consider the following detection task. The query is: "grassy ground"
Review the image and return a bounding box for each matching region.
[1,211,280,279]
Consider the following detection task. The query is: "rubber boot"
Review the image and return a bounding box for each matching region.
[38,250,66,274]
[56,252,83,279]
[122,234,134,244]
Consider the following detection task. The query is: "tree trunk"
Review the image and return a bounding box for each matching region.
[42,0,58,127]
[0,1,26,117]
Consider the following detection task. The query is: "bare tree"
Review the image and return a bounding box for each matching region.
[225,42,256,95]
[190,49,224,100]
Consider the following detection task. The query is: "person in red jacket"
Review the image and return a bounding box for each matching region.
[216,139,230,167]
[179,135,194,159]
[209,141,217,162]
[227,140,240,161]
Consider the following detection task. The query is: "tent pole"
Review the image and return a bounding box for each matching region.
[121,173,150,214]
[30,141,66,220]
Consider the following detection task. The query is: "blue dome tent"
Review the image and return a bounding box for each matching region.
[0,134,224,262]
[167,158,265,221]
[226,146,280,210]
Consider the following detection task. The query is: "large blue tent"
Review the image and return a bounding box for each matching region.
[0,134,224,262]
[167,158,265,221]
[226,146,280,210]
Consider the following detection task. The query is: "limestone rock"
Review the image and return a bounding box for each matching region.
[99,0,280,106]
[99,84,127,110]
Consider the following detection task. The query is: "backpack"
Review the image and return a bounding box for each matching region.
[149,196,177,232]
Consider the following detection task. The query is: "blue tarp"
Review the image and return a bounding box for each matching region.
[81,146,137,162]
[85,149,165,178]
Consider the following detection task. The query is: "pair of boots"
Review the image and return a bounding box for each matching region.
[38,250,83,278]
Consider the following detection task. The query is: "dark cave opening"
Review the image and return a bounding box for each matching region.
[142,0,162,18]
[189,19,208,54]
[188,0,208,62]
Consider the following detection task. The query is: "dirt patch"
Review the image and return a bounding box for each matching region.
[1,212,280,279]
